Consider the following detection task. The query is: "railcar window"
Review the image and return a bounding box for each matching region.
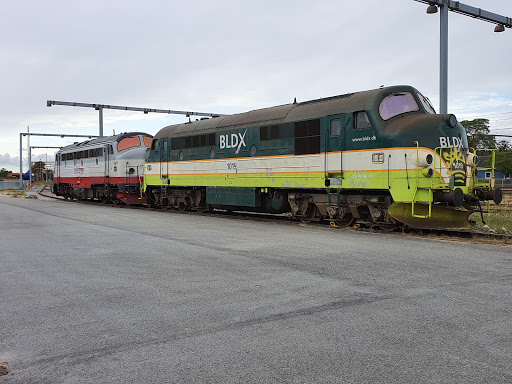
[151,139,159,151]
[261,124,293,141]
[417,92,436,114]
[271,125,279,140]
[354,112,372,130]
[379,92,419,120]
[260,126,269,141]
[172,133,215,149]
[294,119,320,155]
[330,119,341,136]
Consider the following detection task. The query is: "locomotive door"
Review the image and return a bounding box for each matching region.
[324,114,347,182]
[103,145,110,184]
[159,138,169,182]
[56,154,61,181]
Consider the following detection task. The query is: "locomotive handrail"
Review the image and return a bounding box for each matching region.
[139,164,145,200]
[433,146,453,188]
[412,141,432,218]
[470,147,497,189]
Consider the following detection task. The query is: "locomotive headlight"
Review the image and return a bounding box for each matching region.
[447,114,457,128]
[417,153,433,167]
[422,167,433,177]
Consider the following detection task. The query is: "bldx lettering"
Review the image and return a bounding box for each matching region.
[439,136,463,150]
[219,129,247,154]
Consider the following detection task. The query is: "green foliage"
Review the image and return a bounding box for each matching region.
[496,140,511,151]
[0,168,12,178]
[461,118,496,149]
[495,141,512,175]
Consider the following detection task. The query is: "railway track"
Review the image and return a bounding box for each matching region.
[38,186,512,245]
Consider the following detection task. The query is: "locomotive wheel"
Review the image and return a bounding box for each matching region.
[332,214,354,228]
[300,204,320,224]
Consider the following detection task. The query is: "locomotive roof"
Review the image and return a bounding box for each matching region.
[154,85,417,139]
[58,132,152,152]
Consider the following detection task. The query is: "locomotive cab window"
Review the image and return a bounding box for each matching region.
[379,92,419,121]
[143,136,153,147]
[354,112,372,130]
[151,139,159,151]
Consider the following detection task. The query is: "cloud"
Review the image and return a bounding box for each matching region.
[1,0,512,160]
[0,153,20,169]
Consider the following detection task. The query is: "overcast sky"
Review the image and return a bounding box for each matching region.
[1,0,511,171]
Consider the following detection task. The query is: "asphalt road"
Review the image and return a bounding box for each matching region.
[1,195,511,383]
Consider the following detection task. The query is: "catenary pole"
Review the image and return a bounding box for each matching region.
[413,0,511,114]
[440,0,448,114]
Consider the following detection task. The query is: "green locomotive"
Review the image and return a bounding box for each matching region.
[143,85,501,230]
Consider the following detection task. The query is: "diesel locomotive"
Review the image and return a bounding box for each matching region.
[142,85,502,230]
[53,132,153,204]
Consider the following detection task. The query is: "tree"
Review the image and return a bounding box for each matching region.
[495,141,512,176]
[496,140,511,151]
[460,119,496,149]
[0,168,11,178]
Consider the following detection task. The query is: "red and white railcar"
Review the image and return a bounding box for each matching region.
[53,132,153,204]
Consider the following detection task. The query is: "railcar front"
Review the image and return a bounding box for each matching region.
[54,132,152,204]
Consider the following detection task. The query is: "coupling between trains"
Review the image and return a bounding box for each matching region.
[52,85,502,230]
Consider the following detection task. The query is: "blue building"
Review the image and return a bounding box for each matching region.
[477,169,510,181]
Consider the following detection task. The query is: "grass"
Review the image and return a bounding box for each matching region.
[470,191,512,233]
[0,188,26,198]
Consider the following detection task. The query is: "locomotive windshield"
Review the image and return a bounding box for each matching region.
[117,135,153,152]
[379,92,419,120]
[417,92,436,114]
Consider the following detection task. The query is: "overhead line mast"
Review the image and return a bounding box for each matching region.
[413,0,511,114]
[47,100,227,137]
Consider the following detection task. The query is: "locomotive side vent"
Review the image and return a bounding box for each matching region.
[0,362,12,378]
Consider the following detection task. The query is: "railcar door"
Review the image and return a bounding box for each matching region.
[159,138,170,183]
[324,115,348,184]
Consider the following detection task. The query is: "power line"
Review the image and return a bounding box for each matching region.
[458,111,512,119]
[451,102,512,113]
